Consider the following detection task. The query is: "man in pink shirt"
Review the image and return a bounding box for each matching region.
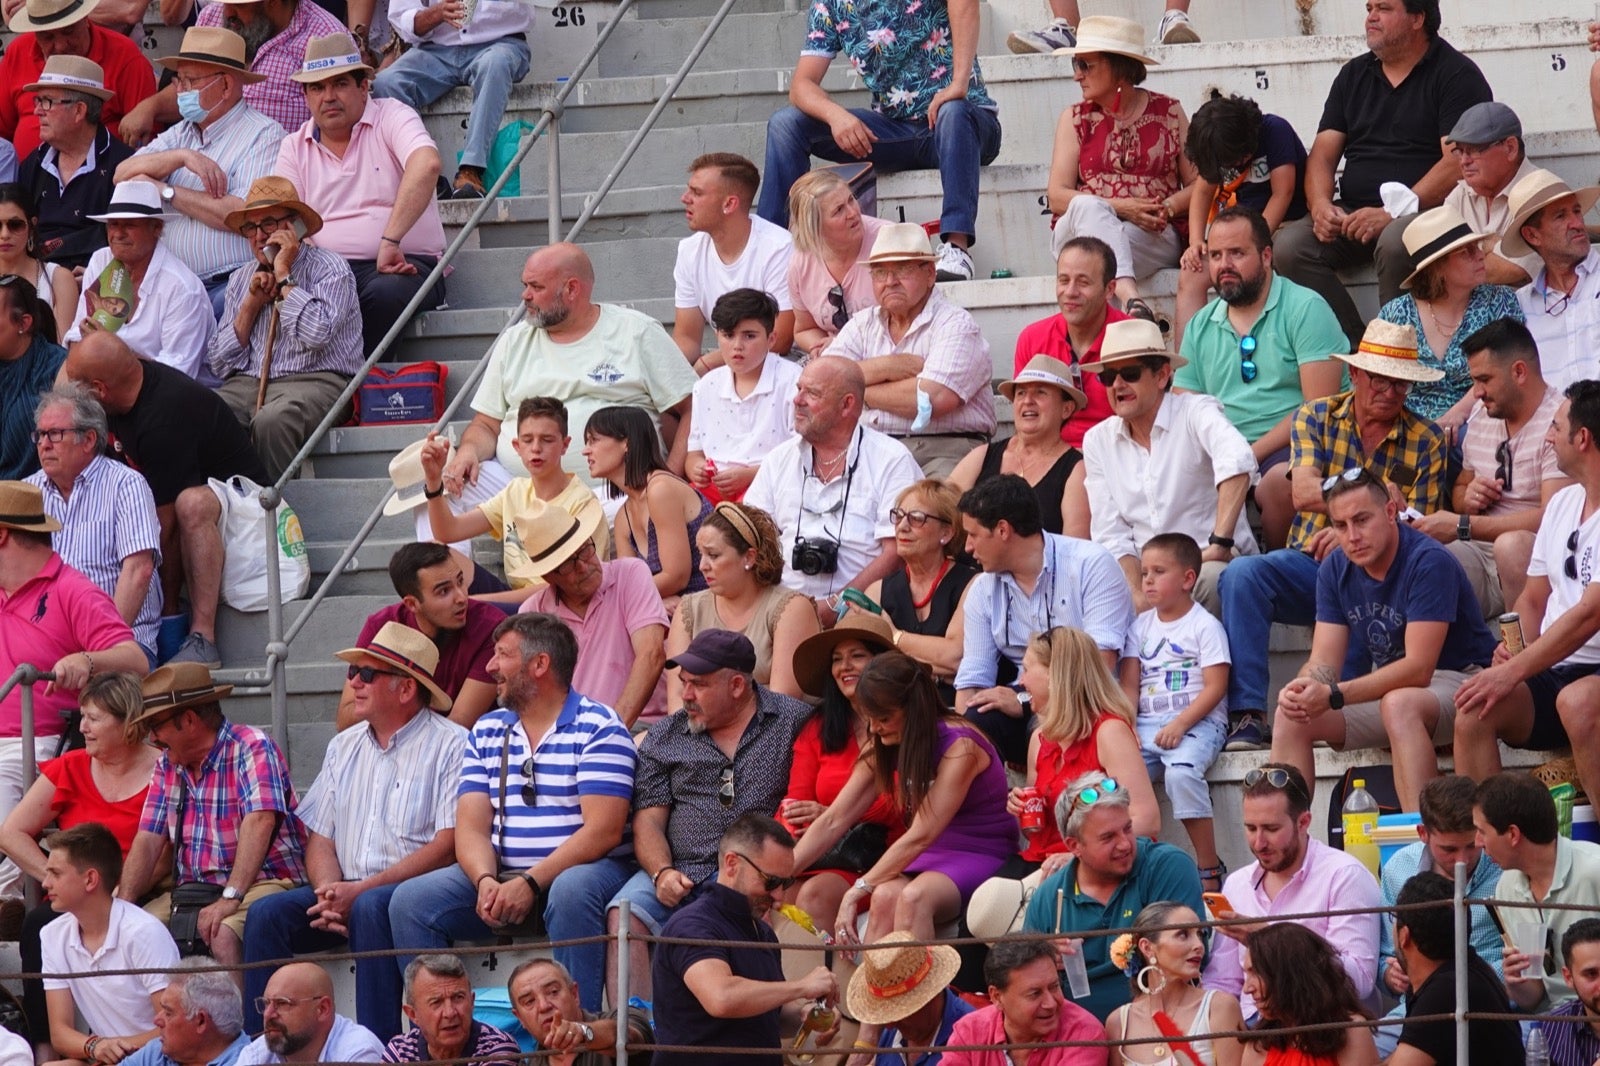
[940,940,1107,1066]
[0,480,146,900]
[275,32,446,355]
[513,498,668,728]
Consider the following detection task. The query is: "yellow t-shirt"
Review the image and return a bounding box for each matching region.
[478,474,609,588]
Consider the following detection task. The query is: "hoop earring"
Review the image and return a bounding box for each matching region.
[1135,964,1166,997]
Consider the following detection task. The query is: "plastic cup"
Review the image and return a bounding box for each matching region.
[1510,919,1550,979]
[1060,939,1091,999]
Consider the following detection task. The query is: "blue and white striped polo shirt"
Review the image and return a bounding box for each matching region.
[461,691,636,868]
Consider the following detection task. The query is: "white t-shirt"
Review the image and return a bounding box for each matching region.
[686,353,802,468]
[673,216,795,319]
[41,898,178,1038]
[1123,601,1231,723]
[1528,483,1600,664]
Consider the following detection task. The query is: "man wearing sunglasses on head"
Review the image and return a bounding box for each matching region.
[241,621,466,1043]
[1081,316,1258,617]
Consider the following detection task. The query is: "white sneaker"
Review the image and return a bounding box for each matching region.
[1156,9,1200,43]
[935,242,975,282]
[1007,18,1075,54]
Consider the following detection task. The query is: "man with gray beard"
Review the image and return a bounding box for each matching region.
[422,243,697,540]
[235,963,381,1065]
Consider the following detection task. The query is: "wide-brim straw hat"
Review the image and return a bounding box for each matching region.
[222,175,325,237]
[1399,206,1494,289]
[87,181,176,222]
[865,222,936,265]
[845,932,962,1026]
[965,867,1048,940]
[381,437,450,517]
[9,0,100,34]
[998,353,1089,409]
[792,612,895,699]
[336,620,453,711]
[1080,317,1187,372]
[131,663,234,728]
[22,55,113,101]
[290,31,373,83]
[1052,15,1158,66]
[0,481,61,533]
[157,26,267,83]
[1499,167,1600,259]
[1333,320,1445,383]
[507,496,604,581]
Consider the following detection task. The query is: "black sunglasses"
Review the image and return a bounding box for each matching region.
[734,850,796,892]
[1495,438,1513,492]
[1567,529,1581,581]
[718,765,734,809]
[826,284,848,331]
[1096,364,1149,387]
[521,757,537,807]
[1239,334,1258,384]
[346,664,404,684]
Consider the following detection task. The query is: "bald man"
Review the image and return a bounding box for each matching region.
[63,331,267,667]
[423,244,698,542]
[236,963,383,1066]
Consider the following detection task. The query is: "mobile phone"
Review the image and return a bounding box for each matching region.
[1202,891,1232,915]
[263,217,310,260]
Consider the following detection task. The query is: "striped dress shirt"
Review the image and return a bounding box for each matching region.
[207,244,364,379]
[459,692,637,870]
[26,454,162,653]
[297,705,467,880]
[136,102,287,280]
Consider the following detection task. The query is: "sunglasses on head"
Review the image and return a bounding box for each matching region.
[1065,777,1119,820]
[1320,467,1384,496]
[1243,766,1310,804]
[1239,335,1258,384]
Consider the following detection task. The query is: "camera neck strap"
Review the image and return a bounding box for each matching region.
[795,425,862,548]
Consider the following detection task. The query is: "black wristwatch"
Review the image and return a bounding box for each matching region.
[1208,533,1235,549]
[1457,514,1472,542]
[1328,681,1345,710]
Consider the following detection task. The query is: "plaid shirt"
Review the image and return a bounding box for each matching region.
[198,0,344,132]
[138,720,307,885]
[1286,390,1447,551]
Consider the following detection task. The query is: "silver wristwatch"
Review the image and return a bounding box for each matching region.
[221,885,243,901]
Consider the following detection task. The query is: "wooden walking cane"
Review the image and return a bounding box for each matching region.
[254,291,283,414]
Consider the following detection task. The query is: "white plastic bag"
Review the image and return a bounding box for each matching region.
[207,476,311,612]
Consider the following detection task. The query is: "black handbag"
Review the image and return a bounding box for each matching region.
[814,822,889,875]
[166,781,224,957]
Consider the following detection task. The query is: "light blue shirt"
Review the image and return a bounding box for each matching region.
[236,1015,383,1065]
[123,1031,250,1066]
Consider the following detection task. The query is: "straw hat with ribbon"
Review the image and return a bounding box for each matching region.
[1399,206,1494,289]
[998,354,1088,409]
[131,663,234,729]
[792,612,895,700]
[290,32,373,83]
[507,497,604,582]
[157,26,267,84]
[1499,168,1600,259]
[865,223,937,265]
[22,55,113,101]
[1081,317,1188,372]
[1333,320,1444,383]
[844,932,962,1026]
[9,0,99,35]
[222,175,324,237]
[0,482,62,533]
[1051,15,1157,66]
[336,620,453,712]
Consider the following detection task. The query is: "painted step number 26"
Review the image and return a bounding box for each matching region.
[551,5,586,25]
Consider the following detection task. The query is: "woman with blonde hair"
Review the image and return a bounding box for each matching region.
[1106,900,1244,1066]
[1010,626,1158,871]
[786,170,890,360]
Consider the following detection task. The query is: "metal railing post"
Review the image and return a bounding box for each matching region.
[1453,861,1468,1066]
[616,899,630,1066]
[547,108,563,246]
[260,489,288,762]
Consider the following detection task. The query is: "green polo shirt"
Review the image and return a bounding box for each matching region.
[1494,837,1600,1009]
[1175,273,1348,443]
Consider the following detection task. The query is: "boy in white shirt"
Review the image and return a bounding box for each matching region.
[1121,533,1231,890]
[686,288,802,503]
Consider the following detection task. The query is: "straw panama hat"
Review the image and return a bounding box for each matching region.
[157,26,267,83]
[9,0,100,35]
[291,32,373,83]
[1051,15,1158,67]
[0,481,61,533]
[999,354,1089,409]
[865,222,937,265]
[965,867,1048,940]
[131,663,234,728]
[1081,318,1187,372]
[1333,320,1444,383]
[845,932,962,1026]
[22,56,113,101]
[1399,206,1494,289]
[223,175,325,240]
[507,496,604,582]
[336,620,453,711]
[381,437,452,517]
[88,182,176,222]
[792,612,896,700]
[1499,168,1600,259]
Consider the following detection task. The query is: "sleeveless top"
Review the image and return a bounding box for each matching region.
[676,583,800,687]
[1020,714,1132,861]
[910,720,1014,865]
[977,439,1082,536]
[1073,90,1190,241]
[623,476,712,595]
[1263,1048,1339,1066]
[882,560,979,705]
[1109,991,1219,1066]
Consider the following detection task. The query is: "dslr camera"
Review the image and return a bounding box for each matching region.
[791,536,840,576]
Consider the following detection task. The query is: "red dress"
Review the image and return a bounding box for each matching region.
[784,715,903,838]
[1073,91,1190,242]
[1020,715,1134,862]
[41,749,148,855]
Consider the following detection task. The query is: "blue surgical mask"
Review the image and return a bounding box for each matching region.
[177,89,210,124]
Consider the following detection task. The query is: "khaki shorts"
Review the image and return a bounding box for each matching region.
[148,878,297,940]
[1338,667,1480,751]
[1444,539,1503,619]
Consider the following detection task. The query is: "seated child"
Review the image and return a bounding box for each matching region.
[1120,532,1231,890]
[685,287,802,503]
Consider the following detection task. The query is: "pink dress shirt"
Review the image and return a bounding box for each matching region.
[940,1002,1108,1066]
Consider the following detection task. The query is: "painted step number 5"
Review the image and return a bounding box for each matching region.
[552,5,586,25]
[1554,53,1567,71]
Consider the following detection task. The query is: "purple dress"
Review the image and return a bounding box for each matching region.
[903,719,1014,897]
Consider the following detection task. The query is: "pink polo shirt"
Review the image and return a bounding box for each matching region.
[519,558,670,722]
[0,554,135,736]
[274,97,447,261]
[941,1002,1108,1066]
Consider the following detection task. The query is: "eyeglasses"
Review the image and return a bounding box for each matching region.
[550,541,597,578]
[1064,777,1119,820]
[889,508,947,528]
[1495,438,1513,492]
[826,284,848,331]
[345,664,404,684]
[718,765,734,809]
[1070,58,1099,74]
[1365,374,1411,396]
[868,262,925,281]
[174,71,224,91]
[1448,139,1507,159]
[1238,335,1258,384]
[30,427,82,444]
[1242,767,1311,805]
[254,995,325,1014]
[1544,289,1571,317]
[520,757,537,807]
[238,215,296,238]
[733,850,796,892]
[31,95,80,112]
[1567,529,1581,581]
[0,219,28,234]
[1096,364,1150,387]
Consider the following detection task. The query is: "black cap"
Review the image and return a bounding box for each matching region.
[665,628,757,676]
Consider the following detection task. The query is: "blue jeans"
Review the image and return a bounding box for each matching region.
[241,883,403,1041]
[372,36,532,170]
[1218,549,1322,712]
[757,102,1002,241]
[388,858,634,1013]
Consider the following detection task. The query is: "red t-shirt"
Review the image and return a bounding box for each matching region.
[1020,714,1132,862]
[0,25,156,157]
[356,600,500,702]
[1011,307,1128,449]
[783,714,902,832]
[41,748,147,855]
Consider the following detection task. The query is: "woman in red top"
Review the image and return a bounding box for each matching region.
[1008,627,1158,873]
[781,613,901,930]
[1241,925,1376,1066]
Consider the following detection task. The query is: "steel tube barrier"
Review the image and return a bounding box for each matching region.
[0,663,52,908]
[1454,860,1468,1066]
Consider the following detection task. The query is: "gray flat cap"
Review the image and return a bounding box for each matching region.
[1447,101,1521,146]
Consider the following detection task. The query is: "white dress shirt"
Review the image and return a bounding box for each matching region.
[1518,248,1600,392]
[65,243,215,379]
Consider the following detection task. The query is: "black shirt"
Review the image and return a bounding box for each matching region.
[106,357,266,506]
[1399,949,1523,1065]
[652,882,785,1066]
[17,125,134,271]
[1318,36,1491,208]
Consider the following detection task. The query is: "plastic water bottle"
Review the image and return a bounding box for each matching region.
[1342,779,1381,878]
[1526,1023,1548,1066]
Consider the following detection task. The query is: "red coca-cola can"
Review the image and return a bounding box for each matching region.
[1019,787,1045,834]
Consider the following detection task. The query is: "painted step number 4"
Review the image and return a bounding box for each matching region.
[552,5,586,25]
